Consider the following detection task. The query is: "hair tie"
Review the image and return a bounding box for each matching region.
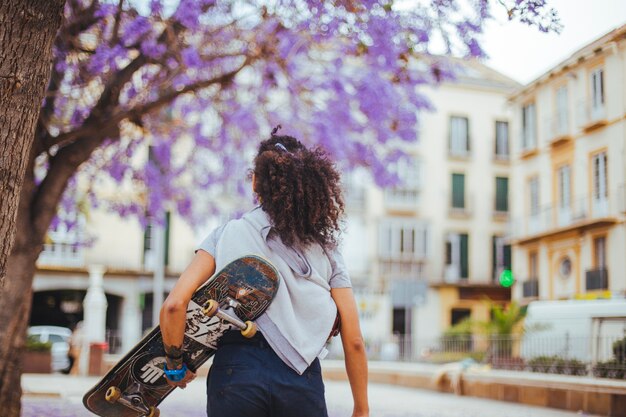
[271,125,282,136]
[275,143,290,153]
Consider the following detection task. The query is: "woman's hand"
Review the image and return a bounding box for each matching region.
[165,367,196,389]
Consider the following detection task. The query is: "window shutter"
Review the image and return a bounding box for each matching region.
[460,233,469,279]
[452,173,465,208]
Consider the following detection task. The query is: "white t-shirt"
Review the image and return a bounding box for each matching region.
[197,207,351,374]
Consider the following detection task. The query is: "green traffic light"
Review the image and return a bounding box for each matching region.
[499,269,514,287]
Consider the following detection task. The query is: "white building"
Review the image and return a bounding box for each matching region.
[508,25,626,303]
[343,58,520,357]
[33,58,520,362]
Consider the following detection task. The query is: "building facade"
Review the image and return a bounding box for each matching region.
[341,59,520,357]
[32,59,521,363]
[509,25,626,303]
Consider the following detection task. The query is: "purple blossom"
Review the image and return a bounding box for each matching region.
[181,47,203,69]
[38,0,560,231]
[140,38,166,59]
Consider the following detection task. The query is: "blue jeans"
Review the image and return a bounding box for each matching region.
[206,331,328,417]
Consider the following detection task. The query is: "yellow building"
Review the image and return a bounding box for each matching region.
[509,25,626,303]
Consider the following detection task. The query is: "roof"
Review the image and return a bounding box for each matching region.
[511,23,626,99]
[443,56,522,92]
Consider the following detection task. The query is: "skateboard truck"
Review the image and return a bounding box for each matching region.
[202,299,257,338]
[105,386,160,417]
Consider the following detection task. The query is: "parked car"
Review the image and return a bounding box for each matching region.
[28,326,72,373]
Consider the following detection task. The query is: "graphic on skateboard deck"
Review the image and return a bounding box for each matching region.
[83,255,280,417]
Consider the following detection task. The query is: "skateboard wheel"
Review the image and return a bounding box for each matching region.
[146,406,160,417]
[105,386,122,403]
[241,321,257,338]
[202,299,219,317]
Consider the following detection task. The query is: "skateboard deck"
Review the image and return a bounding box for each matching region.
[83,255,279,417]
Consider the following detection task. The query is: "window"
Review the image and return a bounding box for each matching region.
[492,236,511,281]
[527,176,541,234]
[557,165,572,225]
[449,116,470,156]
[451,308,471,326]
[495,177,509,213]
[143,212,171,268]
[495,121,509,159]
[529,176,540,216]
[592,151,608,217]
[529,251,538,279]
[555,86,569,135]
[446,233,469,279]
[451,173,465,209]
[557,165,571,209]
[592,151,608,204]
[591,68,605,112]
[594,236,606,269]
[39,205,85,267]
[385,158,421,206]
[522,103,537,150]
[344,171,366,209]
[378,219,428,260]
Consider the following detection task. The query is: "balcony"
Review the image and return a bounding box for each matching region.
[508,193,618,243]
[38,241,84,268]
[384,187,420,211]
[577,98,608,132]
[519,129,538,159]
[449,194,473,219]
[544,113,572,146]
[345,185,366,212]
[38,222,85,268]
[586,268,609,291]
[378,258,425,280]
[522,279,539,298]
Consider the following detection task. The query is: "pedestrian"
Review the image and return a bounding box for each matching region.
[68,321,84,375]
[160,130,369,417]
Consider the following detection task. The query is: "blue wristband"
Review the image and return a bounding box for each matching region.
[163,363,188,382]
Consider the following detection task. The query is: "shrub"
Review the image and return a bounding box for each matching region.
[593,360,626,380]
[526,356,588,376]
[612,337,626,364]
[25,335,52,352]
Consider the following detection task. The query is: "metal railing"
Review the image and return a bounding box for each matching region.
[330,334,626,379]
[508,192,616,240]
[544,113,571,142]
[384,187,420,208]
[522,279,539,298]
[105,330,122,354]
[577,98,607,128]
[586,268,609,291]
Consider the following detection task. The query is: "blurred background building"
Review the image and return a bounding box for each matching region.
[29,24,626,368]
[508,24,626,303]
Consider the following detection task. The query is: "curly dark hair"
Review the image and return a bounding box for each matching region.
[253,134,345,249]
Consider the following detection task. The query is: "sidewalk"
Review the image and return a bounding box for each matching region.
[22,374,101,399]
[21,360,626,417]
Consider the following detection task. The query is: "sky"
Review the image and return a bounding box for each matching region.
[482,0,626,84]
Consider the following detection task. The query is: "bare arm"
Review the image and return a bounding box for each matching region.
[159,250,216,387]
[331,287,369,417]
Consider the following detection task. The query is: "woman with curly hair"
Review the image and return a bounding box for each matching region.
[160,129,369,417]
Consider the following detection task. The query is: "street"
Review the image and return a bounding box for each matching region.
[22,379,599,417]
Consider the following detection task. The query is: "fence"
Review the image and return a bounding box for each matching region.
[332,334,626,379]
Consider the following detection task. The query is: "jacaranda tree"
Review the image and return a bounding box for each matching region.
[0,1,560,414]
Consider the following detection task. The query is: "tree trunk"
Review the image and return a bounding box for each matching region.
[0,233,39,417]
[0,162,43,417]
[0,0,65,287]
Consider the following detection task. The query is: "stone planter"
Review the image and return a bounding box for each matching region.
[22,350,52,373]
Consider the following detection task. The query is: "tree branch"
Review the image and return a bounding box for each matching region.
[110,58,251,126]
[110,0,125,46]
[43,53,148,149]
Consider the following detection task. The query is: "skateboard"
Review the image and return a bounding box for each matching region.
[83,255,280,417]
